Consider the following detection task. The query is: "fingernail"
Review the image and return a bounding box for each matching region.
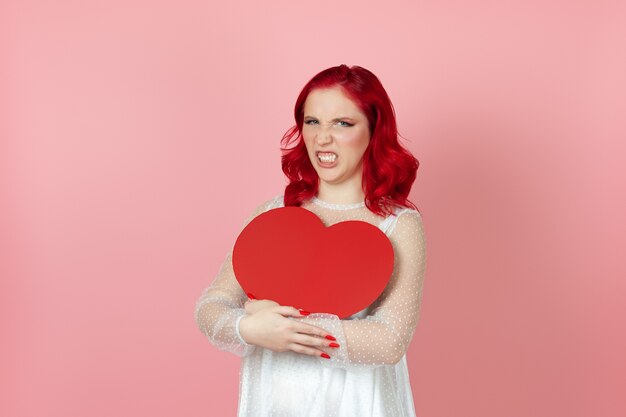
[325,335,336,341]
[329,342,340,348]
[320,353,330,359]
[246,292,256,300]
[299,309,310,316]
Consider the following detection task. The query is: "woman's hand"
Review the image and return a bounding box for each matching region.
[239,303,338,359]
[244,298,279,315]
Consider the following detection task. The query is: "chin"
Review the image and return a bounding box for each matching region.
[319,173,342,183]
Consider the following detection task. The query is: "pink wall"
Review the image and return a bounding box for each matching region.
[2,1,625,416]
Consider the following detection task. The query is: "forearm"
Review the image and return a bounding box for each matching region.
[296,312,409,369]
[193,196,283,358]
[195,293,257,357]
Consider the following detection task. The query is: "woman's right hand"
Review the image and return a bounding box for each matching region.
[239,305,338,359]
[244,298,279,315]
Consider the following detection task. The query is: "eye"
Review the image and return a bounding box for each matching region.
[338,121,354,127]
[304,119,318,125]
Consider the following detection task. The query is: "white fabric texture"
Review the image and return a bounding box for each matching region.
[195,194,427,416]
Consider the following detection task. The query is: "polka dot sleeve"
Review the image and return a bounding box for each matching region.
[193,197,280,357]
[296,210,427,368]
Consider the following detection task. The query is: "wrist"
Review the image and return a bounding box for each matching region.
[236,314,254,346]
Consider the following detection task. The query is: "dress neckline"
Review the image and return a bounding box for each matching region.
[311,196,366,210]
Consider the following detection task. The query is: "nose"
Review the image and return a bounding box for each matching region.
[315,125,333,146]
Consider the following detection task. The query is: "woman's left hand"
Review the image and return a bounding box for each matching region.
[244,298,280,315]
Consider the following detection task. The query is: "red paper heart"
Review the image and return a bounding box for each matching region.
[233,206,394,319]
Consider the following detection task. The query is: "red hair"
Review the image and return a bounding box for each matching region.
[280,64,420,217]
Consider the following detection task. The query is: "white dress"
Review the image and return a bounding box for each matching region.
[195,194,427,417]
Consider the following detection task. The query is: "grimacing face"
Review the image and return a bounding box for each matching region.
[302,86,371,187]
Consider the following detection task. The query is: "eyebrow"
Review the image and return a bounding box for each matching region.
[303,115,356,122]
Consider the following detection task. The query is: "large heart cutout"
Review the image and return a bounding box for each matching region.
[232,206,394,319]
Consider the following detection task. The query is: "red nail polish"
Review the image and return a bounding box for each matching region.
[246,292,256,300]
[299,309,310,316]
[329,342,340,348]
[325,335,336,341]
[320,353,330,359]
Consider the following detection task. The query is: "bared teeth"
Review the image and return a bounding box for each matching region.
[317,152,337,162]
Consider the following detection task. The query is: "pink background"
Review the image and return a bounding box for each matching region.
[2,1,625,416]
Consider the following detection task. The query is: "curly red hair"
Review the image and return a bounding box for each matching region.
[280,64,420,217]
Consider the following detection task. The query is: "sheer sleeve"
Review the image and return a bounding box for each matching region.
[297,209,427,368]
[194,195,281,357]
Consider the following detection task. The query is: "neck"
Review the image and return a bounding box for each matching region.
[317,178,365,205]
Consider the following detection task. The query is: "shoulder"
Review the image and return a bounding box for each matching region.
[253,194,284,215]
[388,207,423,236]
[386,208,426,260]
[267,194,285,209]
[241,194,284,230]
[257,194,284,212]
[396,207,422,220]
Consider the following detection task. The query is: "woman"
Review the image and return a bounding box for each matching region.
[195,64,427,416]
